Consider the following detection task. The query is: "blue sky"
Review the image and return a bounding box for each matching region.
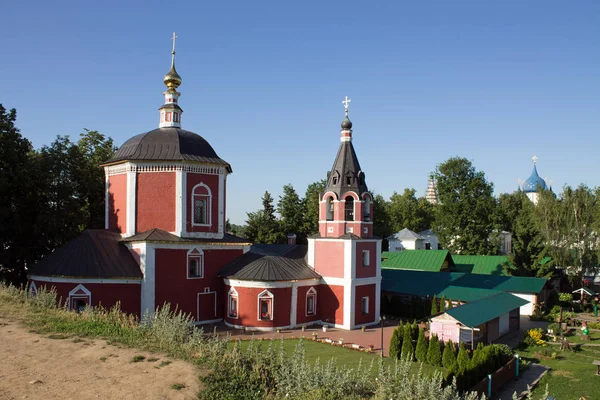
[2,1,599,224]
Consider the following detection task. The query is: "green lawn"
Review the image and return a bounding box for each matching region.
[517,344,600,400]
[229,338,442,377]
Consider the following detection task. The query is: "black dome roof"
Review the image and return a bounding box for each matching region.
[105,128,231,172]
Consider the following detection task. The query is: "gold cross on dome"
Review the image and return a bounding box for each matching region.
[342,96,351,110]
[171,32,177,54]
[532,155,538,165]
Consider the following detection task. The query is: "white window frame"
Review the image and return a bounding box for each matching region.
[305,287,317,316]
[362,250,370,267]
[228,287,239,319]
[191,183,212,227]
[257,289,274,321]
[68,284,92,312]
[361,296,369,314]
[187,248,204,279]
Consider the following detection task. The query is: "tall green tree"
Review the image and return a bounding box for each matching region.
[433,157,498,255]
[302,179,326,236]
[388,188,435,233]
[245,191,284,244]
[0,105,35,284]
[442,341,457,370]
[426,334,442,367]
[372,193,393,246]
[401,325,414,361]
[509,192,549,277]
[388,325,403,360]
[277,184,305,242]
[415,328,428,362]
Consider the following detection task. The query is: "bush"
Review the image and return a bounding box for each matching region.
[523,328,546,347]
[401,324,414,361]
[415,328,428,362]
[442,341,457,370]
[388,325,402,360]
[431,294,439,315]
[426,334,442,367]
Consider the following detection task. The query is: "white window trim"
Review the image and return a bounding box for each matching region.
[257,289,274,321]
[228,287,239,319]
[191,183,212,227]
[68,284,92,312]
[363,250,370,267]
[361,296,369,314]
[305,287,317,317]
[186,248,204,279]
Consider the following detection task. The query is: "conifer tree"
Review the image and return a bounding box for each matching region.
[442,340,457,370]
[430,294,439,315]
[447,298,454,309]
[401,324,414,361]
[439,294,446,312]
[388,325,402,360]
[415,328,428,362]
[411,319,419,341]
[456,342,472,390]
[426,334,442,366]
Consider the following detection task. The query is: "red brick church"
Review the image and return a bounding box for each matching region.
[28,36,381,331]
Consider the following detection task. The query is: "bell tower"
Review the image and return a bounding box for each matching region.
[308,97,381,330]
[319,96,373,238]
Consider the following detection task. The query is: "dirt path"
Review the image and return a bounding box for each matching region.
[0,316,201,400]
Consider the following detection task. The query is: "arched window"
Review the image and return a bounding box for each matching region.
[228,287,238,319]
[326,196,334,221]
[363,196,371,221]
[187,248,204,279]
[192,183,212,226]
[345,196,354,221]
[258,290,274,321]
[305,287,317,316]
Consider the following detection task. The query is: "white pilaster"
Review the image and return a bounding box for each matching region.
[126,165,137,236]
[218,172,225,235]
[290,283,298,327]
[307,239,315,268]
[139,243,156,318]
[175,169,183,235]
[181,171,187,235]
[342,240,353,330]
[104,172,109,229]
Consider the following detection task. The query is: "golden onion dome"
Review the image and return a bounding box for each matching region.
[163,61,182,89]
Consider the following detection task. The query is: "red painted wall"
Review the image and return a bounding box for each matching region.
[186,173,220,233]
[32,280,141,316]
[354,284,376,326]
[295,285,321,325]
[108,174,127,233]
[224,285,292,328]
[154,247,242,321]
[319,284,344,326]
[355,242,377,278]
[136,172,176,233]
[314,241,345,278]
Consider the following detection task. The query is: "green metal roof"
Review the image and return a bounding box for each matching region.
[380,250,453,272]
[442,292,528,328]
[381,269,548,297]
[437,285,501,302]
[451,255,512,275]
[381,251,402,260]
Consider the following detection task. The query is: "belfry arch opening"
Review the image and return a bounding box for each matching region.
[345,196,354,221]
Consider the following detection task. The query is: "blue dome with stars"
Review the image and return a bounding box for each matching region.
[522,165,546,193]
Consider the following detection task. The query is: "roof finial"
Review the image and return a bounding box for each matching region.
[342,96,351,116]
[163,32,182,90]
[171,32,177,64]
[532,155,538,165]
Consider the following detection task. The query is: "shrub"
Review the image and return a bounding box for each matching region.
[431,294,439,315]
[415,328,428,362]
[388,325,402,360]
[411,319,419,341]
[401,324,414,361]
[524,328,546,346]
[442,341,457,370]
[426,334,442,367]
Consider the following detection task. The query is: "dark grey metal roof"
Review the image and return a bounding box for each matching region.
[219,244,321,281]
[324,140,368,198]
[104,127,232,172]
[28,230,142,279]
[121,228,251,244]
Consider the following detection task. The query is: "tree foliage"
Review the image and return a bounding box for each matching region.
[0,104,115,284]
[426,334,442,367]
[388,188,435,233]
[433,157,498,255]
[415,327,428,362]
[245,191,285,244]
[442,341,457,370]
[388,324,403,360]
[401,324,414,361]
